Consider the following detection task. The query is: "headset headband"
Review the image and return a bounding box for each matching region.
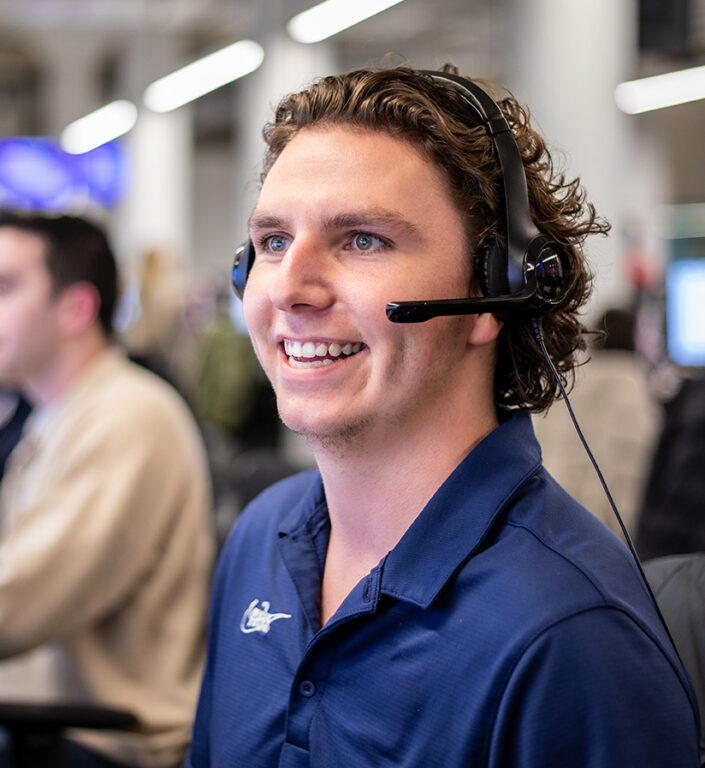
[419,70,542,295]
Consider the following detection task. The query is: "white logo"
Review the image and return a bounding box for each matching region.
[240,599,292,634]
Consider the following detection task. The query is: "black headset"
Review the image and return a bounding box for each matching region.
[231,70,570,322]
[232,240,255,302]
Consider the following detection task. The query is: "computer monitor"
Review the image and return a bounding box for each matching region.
[666,258,705,367]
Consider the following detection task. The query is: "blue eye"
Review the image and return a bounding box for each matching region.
[352,233,380,251]
[264,235,289,253]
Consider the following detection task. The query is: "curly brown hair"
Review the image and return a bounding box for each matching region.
[260,65,610,412]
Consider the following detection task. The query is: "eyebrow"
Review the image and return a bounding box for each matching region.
[248,207,422,240]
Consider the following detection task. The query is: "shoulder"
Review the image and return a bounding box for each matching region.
[469,471,680,661]
[497,471,634,599]
[487,603,699,766]
[80,353,199,439]
[48,352,207,475]
[104,355,191,415]
[478,476,699,762]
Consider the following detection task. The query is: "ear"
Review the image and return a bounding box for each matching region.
[467,311,503,347]
[58,282,101,336]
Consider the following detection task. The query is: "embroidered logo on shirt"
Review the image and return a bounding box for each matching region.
[240,599,292,634]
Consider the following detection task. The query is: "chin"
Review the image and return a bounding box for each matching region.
[282,410,373,451]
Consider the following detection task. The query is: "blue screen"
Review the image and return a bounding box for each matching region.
[666,259,705,367]
[0,137,128,210]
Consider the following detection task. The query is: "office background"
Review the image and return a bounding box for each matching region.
[0,0,702,331]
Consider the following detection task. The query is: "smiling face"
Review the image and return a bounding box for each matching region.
[244,126,498,453]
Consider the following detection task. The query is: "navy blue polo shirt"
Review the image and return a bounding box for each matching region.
[186,412,699,767]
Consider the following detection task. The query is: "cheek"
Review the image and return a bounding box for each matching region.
[2,304,38,341]
[242,292,271,365]
[405,317,471,370]
[242,281,265,335]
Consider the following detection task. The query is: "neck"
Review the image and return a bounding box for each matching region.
[314,388,498,625]
[316,405,497,557]
[24,333,110,408]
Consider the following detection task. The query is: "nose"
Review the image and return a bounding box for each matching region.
[269,237,335,313]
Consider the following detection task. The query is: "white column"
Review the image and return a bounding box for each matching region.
[111,32,193,274]
[508,0,640,318]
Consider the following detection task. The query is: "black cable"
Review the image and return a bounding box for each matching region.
[530,316,681,656]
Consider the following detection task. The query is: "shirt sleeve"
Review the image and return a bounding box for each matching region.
[487,606,700,768]
[0,394,207,657]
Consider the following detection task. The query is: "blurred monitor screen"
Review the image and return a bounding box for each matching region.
[0,137,127,210]
[666,258,705,367]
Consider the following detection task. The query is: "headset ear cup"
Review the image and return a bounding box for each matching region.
[478,239,509,298]
[526,236,570,305]
[232,240,255,300]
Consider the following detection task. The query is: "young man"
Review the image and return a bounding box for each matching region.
[0,212,214,768]
[187,67,700,766]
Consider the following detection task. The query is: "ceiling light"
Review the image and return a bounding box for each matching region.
[143,39,264,113]
[61,100,138,155]
[287,0,405,44]
[615,65,705,114]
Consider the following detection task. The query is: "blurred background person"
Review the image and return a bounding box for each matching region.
[120,247,186,390]
[636,376,705,559]
[533,307,661,539]
[0,211,214,768]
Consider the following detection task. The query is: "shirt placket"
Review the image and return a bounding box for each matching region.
[279,563,383,765]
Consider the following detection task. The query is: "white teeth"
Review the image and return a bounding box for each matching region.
[288,357,335,368]
[283,338,364,366]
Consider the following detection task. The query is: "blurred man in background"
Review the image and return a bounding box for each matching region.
[0,211,214,768]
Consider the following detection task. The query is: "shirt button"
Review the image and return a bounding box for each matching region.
[299,680,316,698]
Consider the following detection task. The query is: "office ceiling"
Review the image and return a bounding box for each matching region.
[0,0,704,208]
[0,0,498,48]
[0,0,505,136]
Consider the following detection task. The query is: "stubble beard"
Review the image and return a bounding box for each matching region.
[281,404,375,459]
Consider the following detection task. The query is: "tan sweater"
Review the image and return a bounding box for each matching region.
[0,348,214,767]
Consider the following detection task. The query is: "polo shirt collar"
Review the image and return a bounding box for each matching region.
[379,410,542,608]
[278,411,542,614]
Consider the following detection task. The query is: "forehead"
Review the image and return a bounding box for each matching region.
[254,126,463,232]
[0,227,47,272]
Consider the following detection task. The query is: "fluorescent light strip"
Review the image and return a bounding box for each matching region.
[143,39,264,113]
[61,100,138,154]
[615,65,705,114]
[288,0,405,44]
